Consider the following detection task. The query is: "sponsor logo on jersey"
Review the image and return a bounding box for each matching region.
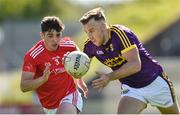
[96,50,104,55]
[53,68,66,74]
[103,55,126,67]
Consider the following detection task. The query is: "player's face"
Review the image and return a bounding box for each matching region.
[83,18,106,46]
[41,30,62,51]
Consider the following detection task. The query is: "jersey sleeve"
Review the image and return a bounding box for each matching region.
[61,37,78,52]
[83,40,94,58]
[111,25,137,54]
[22,53,37,72]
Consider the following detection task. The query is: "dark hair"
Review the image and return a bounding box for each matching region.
[79,7,106,25]
[41,16,64,32]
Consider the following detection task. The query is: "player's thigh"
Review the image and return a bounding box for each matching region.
[57,102,78,114]
[57,90,83,114]
[157,102,180,114]
[118,96,147,114]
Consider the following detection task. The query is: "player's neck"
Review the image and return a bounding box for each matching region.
[103,26,110,45]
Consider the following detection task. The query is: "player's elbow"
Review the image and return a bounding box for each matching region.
[20,86,26,92]
[21,87,29,93]
[20,83,29,93]
[20,87,24,92]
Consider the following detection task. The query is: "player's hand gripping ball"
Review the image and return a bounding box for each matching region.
[63,51,90,79]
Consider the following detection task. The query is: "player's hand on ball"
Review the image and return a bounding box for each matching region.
[92,72,110,91]
[43,66,51,82]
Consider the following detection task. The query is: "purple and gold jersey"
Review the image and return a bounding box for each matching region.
[83,25,163,88]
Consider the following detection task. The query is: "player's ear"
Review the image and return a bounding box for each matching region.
[40,32,44,39]
[101,21,106,29]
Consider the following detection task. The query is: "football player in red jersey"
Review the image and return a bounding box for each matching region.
[20,16,88,114]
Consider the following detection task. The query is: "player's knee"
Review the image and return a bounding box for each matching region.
[57,102,77,114]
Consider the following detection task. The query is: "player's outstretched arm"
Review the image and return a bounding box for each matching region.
[76,78,88,99]
[20,66,51,92]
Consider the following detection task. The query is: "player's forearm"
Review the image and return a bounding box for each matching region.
[76,78,86,86]
[107,61,141,81]
[21,76,46,92]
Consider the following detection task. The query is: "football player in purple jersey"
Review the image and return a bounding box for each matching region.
[79,7,179,114]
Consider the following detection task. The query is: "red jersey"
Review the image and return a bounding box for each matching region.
[22,37,77,109]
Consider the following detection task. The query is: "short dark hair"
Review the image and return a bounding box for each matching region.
[79,7,106,25]
[41,16,64,32]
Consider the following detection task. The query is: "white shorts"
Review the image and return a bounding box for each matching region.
[121,76,176,108]
[43,89,83,114]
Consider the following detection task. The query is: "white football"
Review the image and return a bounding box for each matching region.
[63,51,90,79]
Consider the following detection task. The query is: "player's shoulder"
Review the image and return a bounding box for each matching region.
[25,40,45,59]
[110,24,131,32]
[84,39,92,47]
[59,36,76,48]
[83,39,96,52]
[61,36,73,41]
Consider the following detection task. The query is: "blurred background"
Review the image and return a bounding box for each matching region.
[0,0,180,114]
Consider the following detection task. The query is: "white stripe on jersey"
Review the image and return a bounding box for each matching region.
[30,45,44,59]
[30,45,42,56]
[60,42,74,44]
[60,44,76,47]
[32,48,44,59]
[60,41,75,47]
[72,91,78,105]
[31,47,44,57]
[60,40,74,43]
[60,43,75,45]
[60,41,75,44]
